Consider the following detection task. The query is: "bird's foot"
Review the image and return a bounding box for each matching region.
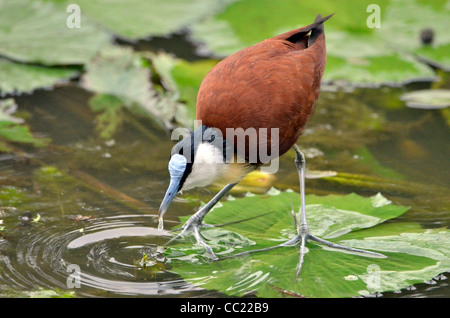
[166,215,219,261]
[291,227,386,278]
[230,224,385,279]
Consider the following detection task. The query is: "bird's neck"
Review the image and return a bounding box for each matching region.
[181,141,253,191]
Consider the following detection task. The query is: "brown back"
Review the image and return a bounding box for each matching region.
[196,15,329,163]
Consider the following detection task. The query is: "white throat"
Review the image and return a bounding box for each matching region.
[181,143,228,191]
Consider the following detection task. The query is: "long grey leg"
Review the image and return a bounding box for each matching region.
[292,145,312,277]
[293,145,385,254]
[293,145,307,229]
[181,182,237,230]
[167,183,238,259]
[228,145,385,276]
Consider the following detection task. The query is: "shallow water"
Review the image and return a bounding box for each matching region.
[0,38,449,298]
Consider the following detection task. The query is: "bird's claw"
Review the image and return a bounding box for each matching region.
[228,223,385,280]
[165,217,219,261]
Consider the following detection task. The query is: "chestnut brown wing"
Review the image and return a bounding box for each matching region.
[197,15,329,162]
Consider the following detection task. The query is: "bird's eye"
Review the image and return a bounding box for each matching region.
[179,148,183,155]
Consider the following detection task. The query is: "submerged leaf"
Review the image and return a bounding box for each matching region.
[356,147,405,180]
[0,122,50,149]
[88,94,125,139]
[0,186,27,206]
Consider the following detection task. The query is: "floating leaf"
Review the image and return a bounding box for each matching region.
[165,191,449,297]
[0,58,77,96]
[0,121,50,151]
[81,46,188,129]
[401,89,450,109]
[60,0,236,40]
[382,0,450,70]
[0,0,110,65]
[190,0,448,85]
[88,94,125,139]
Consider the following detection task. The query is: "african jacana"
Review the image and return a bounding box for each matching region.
[158,14,383,273]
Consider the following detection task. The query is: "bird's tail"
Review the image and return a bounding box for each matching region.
[307,14,334,46]
[281,13,334,48]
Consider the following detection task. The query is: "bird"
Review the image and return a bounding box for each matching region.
[158,14,384,274]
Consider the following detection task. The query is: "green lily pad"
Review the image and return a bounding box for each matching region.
[400,89,450,109]
[151,53,218,121]
[0,0,108,95]
[81,46,188,129]
[166,191,450,297]
[0,0,110,65]
[55,0,236,40]
[0,59,78,95]
[190,0,448,85]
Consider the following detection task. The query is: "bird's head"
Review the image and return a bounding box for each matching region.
[158,126,238,228]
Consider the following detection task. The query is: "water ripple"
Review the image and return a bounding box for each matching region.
[0,214,212,297]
